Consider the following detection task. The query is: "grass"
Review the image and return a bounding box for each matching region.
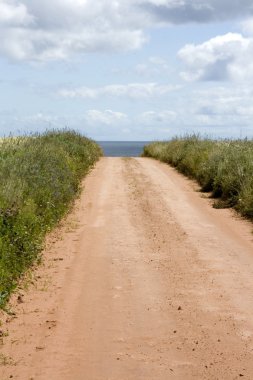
[0,130,102,307]
[0,353,14,366]
[143,136,253,219]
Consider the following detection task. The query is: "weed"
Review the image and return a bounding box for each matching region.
[0,353,14,366]
[143,137,253,220]
[0,130,102,307]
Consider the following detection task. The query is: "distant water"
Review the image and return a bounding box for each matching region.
[98,141,151,157]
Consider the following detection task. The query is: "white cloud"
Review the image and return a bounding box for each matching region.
[23,112,59,124]
[1,1,253,62]
[0,0,32,26]
[1,28,145,62]
[139,110,177,124]
[241,18,253,36]
[0,0,148,62]
[134,56,170,76]
[58,83,180,99]
[85,110,128,125]
[178,33,253,82]
[195,86,253,118]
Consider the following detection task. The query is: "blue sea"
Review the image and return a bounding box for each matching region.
[98,141,151,157]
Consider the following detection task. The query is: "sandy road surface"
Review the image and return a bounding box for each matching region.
[1,157,253,380]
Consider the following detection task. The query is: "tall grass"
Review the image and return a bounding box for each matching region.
[0,130,102,307]
[143,136,253,219]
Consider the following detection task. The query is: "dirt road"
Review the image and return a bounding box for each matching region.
[1,157,253,380]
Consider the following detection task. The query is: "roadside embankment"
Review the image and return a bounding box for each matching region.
[143,136,253,219]
[0,130,102,307]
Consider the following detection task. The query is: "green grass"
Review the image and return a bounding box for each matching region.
[143,136,253,219]
[0,130,102,307]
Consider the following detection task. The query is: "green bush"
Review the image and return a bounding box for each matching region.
[143,137,253,220]
[0,130,102,306]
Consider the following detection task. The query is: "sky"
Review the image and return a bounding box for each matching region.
[1,0,253,140]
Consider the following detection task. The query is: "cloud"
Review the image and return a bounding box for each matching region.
[195,86,253,118]
[85,110,128,125]
[58,83,180,99]
[1,1,253,62]
[139,0,253,24]
[241,18,253,36]
[139,110,177,124]
[0,0,148,62]
[134,56,170,76]
[178,32,253,81]
[0,0,32,26]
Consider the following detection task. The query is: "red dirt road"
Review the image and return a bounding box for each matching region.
[1,157,253,379]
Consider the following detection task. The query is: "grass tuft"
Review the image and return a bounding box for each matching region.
[0,130,102,307]
[143,136,253,220]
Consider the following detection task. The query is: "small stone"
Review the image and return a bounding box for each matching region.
[17,295,24,304]
[178,306,182,311]
[36,346,45,351]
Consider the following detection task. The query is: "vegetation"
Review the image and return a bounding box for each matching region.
[0,130,102,307]
[143,136,253,219]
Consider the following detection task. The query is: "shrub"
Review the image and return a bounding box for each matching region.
[143,137,253,220]
[0,130,102,306]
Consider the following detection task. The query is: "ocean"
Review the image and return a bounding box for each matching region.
[98,141,151,157]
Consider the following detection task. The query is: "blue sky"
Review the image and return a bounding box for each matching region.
[1,0,253,140]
